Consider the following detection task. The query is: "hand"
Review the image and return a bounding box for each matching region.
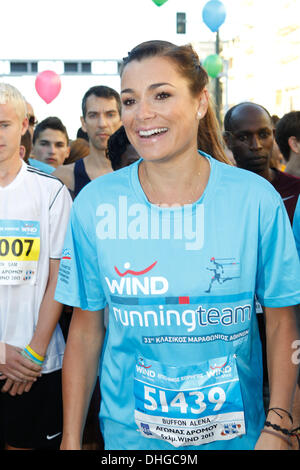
[0,377,35,396]
[0,343,42,383]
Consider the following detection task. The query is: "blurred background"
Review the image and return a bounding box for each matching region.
[1,0,299,138]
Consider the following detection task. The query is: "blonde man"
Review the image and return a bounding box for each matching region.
[0,83,72,450]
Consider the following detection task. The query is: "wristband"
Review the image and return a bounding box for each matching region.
[261,428,292,447]
[22,345,44,366]
[25,345,44,363]
[264,420,291,436]
[21,350,42,366]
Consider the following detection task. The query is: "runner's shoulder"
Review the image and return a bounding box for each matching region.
[74,164,134,205]
[218,161,283,204]
[26,164,66,189]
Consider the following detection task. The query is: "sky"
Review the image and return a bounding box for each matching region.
[2,0,242,59]
[1,0,243,138]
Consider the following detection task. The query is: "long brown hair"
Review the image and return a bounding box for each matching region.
[120,40,230,164]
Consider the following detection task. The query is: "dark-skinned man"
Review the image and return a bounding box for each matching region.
[224,102,300,448]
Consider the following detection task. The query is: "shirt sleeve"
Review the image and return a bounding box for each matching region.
[54,196,106,311]
[292,196,300,260]
[255,191,300,307]
[49,184,73,259]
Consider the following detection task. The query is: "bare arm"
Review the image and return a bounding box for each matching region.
[53,163,75,192]
[60,307,105,450]
[29,258,64,358]
[0,259,63,395]
[255,306,299,450]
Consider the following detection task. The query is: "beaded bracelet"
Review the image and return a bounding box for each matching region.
[264,420,291,436]
[264,420,300,450]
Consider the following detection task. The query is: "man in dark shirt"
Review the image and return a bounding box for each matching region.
[223,102,300,224]
[223,102,300,444]
[54,85,122,198]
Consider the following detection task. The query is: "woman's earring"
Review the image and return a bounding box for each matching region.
[197,111,202,119]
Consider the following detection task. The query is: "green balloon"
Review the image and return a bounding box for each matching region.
[203,54,223,78]
[152,0,168,6]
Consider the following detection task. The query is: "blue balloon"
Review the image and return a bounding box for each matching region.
[202,0,226,32]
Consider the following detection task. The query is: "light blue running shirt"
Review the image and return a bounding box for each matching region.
[55,153,300,450]
[28,158,55,174]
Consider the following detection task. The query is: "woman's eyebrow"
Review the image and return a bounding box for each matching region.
[121,82,175,94]
[148,82,175,89]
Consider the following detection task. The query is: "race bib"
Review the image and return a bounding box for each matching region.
[0,219,40,285]
[134,354,245,447]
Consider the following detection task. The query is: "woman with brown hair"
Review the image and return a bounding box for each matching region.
[56,41,300,451]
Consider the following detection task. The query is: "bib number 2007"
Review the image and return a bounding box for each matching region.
[0,238,34,258]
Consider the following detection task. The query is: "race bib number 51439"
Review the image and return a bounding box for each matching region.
[0,220,40,285]
[134,354,245,447]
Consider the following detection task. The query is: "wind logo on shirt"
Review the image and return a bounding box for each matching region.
[206,358,232,378]
[136,358,155,378]
[105,261,252,333]
[105,261,169,296]
[22,223,38,234]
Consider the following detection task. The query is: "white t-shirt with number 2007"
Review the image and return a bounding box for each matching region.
[0,161,72,373]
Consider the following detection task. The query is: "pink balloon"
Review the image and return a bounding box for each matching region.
[35,70,61,104]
